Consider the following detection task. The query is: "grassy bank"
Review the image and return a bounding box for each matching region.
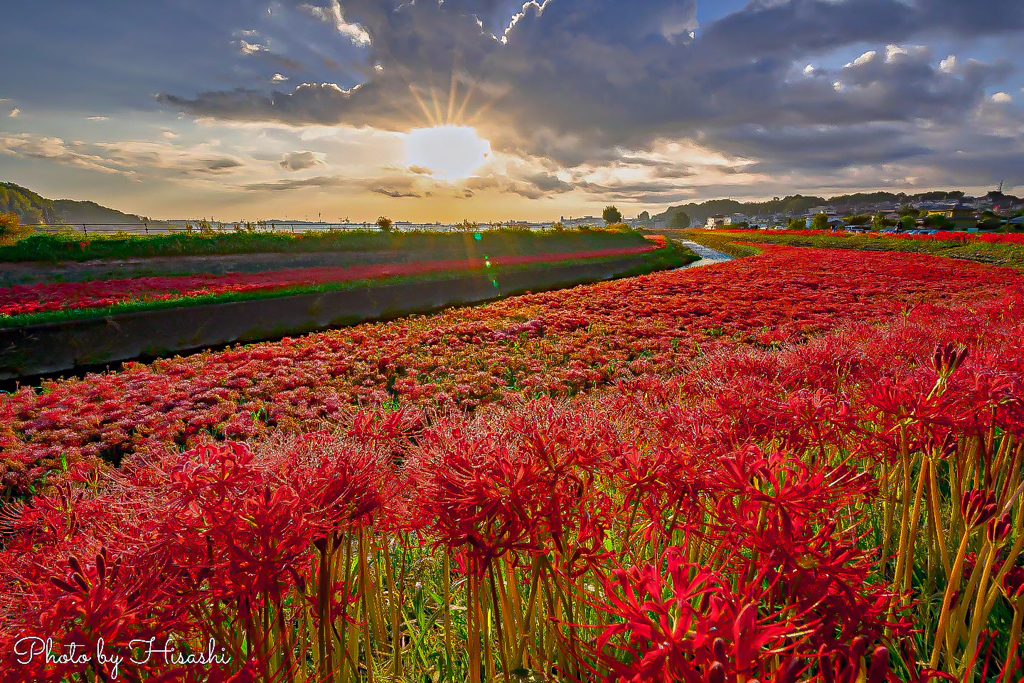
[0,244,696,329]
[0,227,648,263]
[670,229,1024,268]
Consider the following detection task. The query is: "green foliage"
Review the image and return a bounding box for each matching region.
[847,215,872,226]
[900,216,916,232]
[871,214,896,231]
[376,216,394,233]
[669,211,691,228]
[0,212,33,240]
[0,182,57,224]
[602,206,622,225]
[0,227,649,263]
[637,210,650,222]
[810,213,830,231]
[788,218,807,231]
[922,214,954,230]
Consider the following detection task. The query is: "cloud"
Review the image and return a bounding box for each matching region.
[0,133,123,174]
[991,92,1013,104]
[118,0,1024,201]
[87,116,108,121]
[271,73,289,83]
[237,39,268,56]
[8,108,19,118]
[301,0,371,46]
[243,175,347,192]
[279,150,322,171]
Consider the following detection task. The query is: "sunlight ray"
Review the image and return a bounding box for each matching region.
[407,83,438,127]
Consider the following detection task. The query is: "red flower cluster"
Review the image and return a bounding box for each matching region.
[0,245,659,318]
[724,228,1024,246]
[0,238,1023,680]
[1,246,1018,496]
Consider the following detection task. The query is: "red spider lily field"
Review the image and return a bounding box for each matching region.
[0,244,660,324]
[1,244,1023,682]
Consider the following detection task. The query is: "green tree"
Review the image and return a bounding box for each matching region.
[922,214,953,230]
[788,218,807,230]
[638,210,650,222]
[603,206,622,225]
[669,211,690,229]
[811,213,830,231]
[847,215,872,226]
[899,215,916,232]
[376,216,393,233]
[552,221,565,232]
[0,212,32,240]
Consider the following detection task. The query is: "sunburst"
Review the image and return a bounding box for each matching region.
[393,62,503,181]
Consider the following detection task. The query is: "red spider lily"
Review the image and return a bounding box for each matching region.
[592,549,807,683]
[0,245,659,318]
[961,490,999,527]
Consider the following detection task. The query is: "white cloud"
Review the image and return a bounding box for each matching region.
[8,108,19,118]
[161,131,180,139]
[271,73,289,83]
[238,40,267,55]
[300,1,371,46]
[847,50,876,68]
[0,133,123,174]
[803,64,815,76]
[990,92,1013,104]
[87,116,108,121]
[833,81,843,92]
[939,55,957,73]
[885,44,909,63]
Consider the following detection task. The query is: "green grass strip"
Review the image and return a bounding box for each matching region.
[0,245,696,330]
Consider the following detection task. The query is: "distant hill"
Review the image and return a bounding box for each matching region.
[653,190,997,227]
[0,182,155,226]
[0,182,58,224]
[52,199,152,226]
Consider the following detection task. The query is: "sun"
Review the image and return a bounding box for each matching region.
[404,125,491,181]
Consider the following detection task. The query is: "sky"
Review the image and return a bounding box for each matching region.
[0,0,1022,222]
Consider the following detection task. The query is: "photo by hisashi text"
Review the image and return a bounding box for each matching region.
[13,636,231,679]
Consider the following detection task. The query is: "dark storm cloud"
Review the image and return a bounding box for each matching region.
[151,0,1023,186]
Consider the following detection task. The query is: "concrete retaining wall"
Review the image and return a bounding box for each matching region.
[0,256,653,380]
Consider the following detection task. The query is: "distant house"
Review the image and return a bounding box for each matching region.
[918,202,974,220]
[705,214,727,229]
[808,206,838,217]
[723,214,750,225]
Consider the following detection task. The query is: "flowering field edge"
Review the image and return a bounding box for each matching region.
[0,245,696,330]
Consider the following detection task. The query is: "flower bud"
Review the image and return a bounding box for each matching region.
[869,647,889,683]
[961,490,998,527]
[713,637,727,665]
[1003,567,1024,600]
[987,513,1013,545]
